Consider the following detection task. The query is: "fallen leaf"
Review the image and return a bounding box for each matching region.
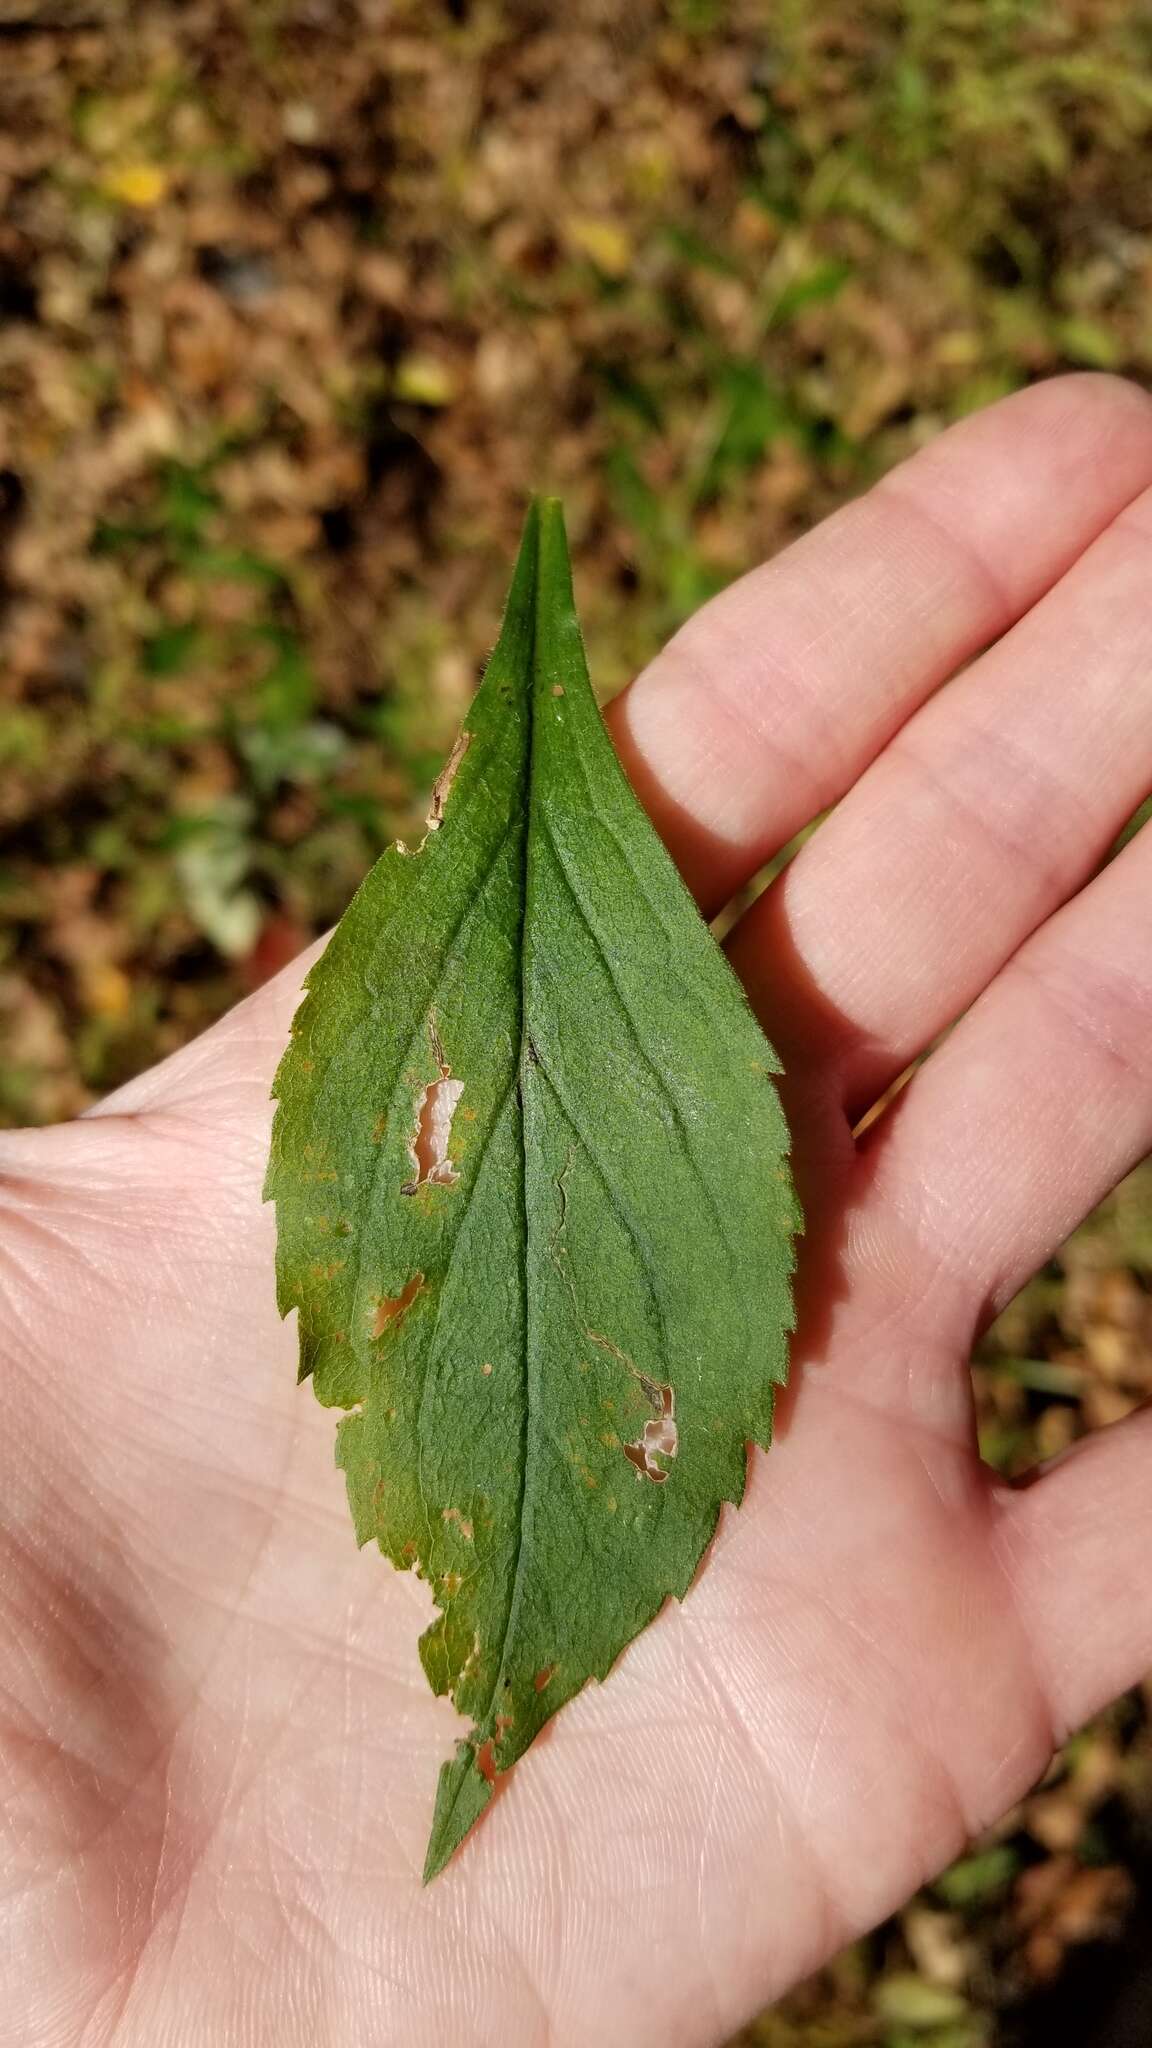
[392,353,457,407]
[101,163,172,209]
[564,215,634,278]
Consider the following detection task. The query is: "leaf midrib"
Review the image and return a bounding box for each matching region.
[438,513,544,1813]
[484,515,543,1723]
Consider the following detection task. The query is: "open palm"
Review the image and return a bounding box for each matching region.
[4,375,1152,2048]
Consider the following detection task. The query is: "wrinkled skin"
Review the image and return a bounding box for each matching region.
[4,375,1152,2048]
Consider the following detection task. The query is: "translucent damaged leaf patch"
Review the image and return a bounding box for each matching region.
[265,499,799,1880]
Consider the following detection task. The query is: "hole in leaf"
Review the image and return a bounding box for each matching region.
[623,1384,678,1484]
[403,1019,465,1192]
[403,1077,465,1190]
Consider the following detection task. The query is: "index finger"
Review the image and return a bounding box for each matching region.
[608,374,1152,911]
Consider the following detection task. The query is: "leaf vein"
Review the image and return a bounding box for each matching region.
[538,813,738,1277]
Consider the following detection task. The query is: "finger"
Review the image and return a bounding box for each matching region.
[729,469,1152,1115]
[608,374,1152,910]
[861,822,1152,1327]
[1000,1404,1152,1742]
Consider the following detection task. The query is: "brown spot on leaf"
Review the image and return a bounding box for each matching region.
[426,730,471,830]
[623,1384,678,1484]
[534,1664,556,1693]
[370,1271,424,1338]
[442,1508,474,1540]
[481,1361,493,1376]
[391,732,471,857]
[476,1738,497,1786]
[552,683,565,697]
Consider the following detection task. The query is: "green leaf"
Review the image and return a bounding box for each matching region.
[266,499,798,1879]
[698,361,791,498]
[934,1843,1020,1910]
[768,258,853,327]
[873,1974,970,2031]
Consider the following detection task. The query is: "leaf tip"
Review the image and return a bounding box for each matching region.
[537,493,569,554]
[422,1738,496,1883]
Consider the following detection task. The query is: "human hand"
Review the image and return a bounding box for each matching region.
[4,374,1152,2047]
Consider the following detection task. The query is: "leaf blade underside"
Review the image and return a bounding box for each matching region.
[266,500,799,1881]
